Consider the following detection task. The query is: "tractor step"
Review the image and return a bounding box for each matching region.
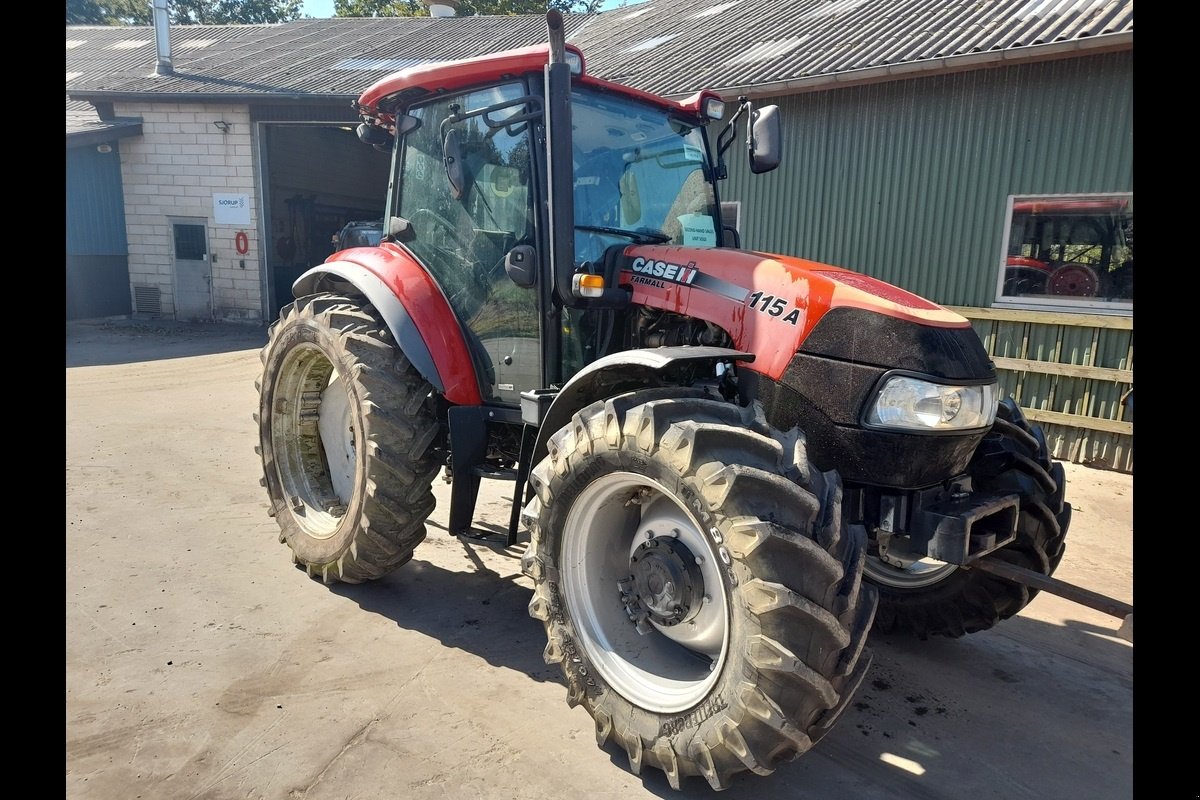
[473,464,518,481]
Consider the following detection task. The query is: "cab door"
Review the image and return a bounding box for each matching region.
[395,83,542,405]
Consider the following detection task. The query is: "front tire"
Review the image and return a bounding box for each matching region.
[867,399,1072,637]
[256,293,442,584]
[522,390,876,789]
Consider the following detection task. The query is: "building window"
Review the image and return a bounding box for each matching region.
[996,193,1133,313]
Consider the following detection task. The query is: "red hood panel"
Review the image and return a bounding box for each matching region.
[618,245,968,380]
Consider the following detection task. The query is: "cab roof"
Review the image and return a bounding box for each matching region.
[355,43,715,129]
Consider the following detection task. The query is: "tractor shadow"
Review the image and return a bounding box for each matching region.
[331,542,1132,800]
[328,540,555,685]
[615,613,1132,799]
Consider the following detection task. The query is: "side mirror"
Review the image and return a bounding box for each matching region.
[386,216,415,243]
[504,244,537,288]
[395,114,421,137]
[748,104,782,174]
[356,122,393,152]
[443,128,466,200]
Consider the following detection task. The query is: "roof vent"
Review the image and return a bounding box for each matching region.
[152,0,173,75]
[422,0,459,17]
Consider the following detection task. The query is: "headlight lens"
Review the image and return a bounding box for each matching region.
[866,376,998,431]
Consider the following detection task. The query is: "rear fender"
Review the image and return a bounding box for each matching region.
[293,245,483,406]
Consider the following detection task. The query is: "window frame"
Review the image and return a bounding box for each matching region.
[993,191,1133,316]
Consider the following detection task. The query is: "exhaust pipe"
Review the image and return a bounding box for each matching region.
[547,8,566,64]
[544,11,576,324]
[152,0,173,76]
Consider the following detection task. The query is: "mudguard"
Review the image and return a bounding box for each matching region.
[530,346,754,465]
[293,244,483,406]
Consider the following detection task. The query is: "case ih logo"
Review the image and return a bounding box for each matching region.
[630,256,699,285]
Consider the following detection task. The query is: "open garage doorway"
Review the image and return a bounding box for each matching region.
[261,123,391,319]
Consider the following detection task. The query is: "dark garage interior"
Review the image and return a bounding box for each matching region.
[263,123,391,318]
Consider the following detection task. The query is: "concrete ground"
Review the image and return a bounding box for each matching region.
[66,320,1132,800]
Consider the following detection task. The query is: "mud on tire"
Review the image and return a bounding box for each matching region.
[256,292,442,584]
[522,389,877,789]
[869,398,1073,638]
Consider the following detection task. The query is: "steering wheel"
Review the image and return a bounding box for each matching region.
[410,208,473,255]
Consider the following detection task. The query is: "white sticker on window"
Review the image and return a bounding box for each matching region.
[678,213,716,246]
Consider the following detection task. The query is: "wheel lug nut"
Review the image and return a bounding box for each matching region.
[695,555,704,565]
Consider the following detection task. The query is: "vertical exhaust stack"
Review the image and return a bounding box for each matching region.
[152,0,173,76]
[544,10,576,312]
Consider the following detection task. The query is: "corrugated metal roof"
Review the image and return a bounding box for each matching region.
[66,16,588,98]
[66,98,142,139]
[570,0,1132,96]
[66,0,1132,101]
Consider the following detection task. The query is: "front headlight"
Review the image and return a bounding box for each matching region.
[866,375,998,432]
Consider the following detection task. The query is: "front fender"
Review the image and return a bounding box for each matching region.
[531,346,754,465]
[293,244,482,406]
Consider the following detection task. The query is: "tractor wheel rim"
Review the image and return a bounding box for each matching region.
[863,552,957,589]
[317,370,355,506]
[561,472,729,713]
[270,344,350,539]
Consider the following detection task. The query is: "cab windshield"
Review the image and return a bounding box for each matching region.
[570,88,718,262]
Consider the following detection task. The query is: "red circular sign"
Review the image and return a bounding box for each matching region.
[235,231,249,255]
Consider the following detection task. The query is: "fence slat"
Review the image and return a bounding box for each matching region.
[1023,408,1132,436]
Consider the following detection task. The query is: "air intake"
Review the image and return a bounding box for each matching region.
[133,285,162,316]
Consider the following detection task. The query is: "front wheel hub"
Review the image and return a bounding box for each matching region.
[628,537,705,627]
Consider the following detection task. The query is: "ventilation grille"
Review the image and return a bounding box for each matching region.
[133,285,162,316]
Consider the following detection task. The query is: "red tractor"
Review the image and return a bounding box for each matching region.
[256,14,1071,790]
[1003,196,1134,300]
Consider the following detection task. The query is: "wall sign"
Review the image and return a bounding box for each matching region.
[213,193,250,225]
[235,231,249,255]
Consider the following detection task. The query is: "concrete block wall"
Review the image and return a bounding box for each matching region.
[116,102,262,322]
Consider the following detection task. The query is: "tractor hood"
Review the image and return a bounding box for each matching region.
[615,245,972,381]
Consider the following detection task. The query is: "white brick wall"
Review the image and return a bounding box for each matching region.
[116,102,262,322]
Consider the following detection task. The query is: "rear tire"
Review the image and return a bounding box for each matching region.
[867,399,1072,637]
[256,293,442,583]
[522,390,876,789]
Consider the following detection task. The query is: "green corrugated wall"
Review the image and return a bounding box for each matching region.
[720,51,1134,471]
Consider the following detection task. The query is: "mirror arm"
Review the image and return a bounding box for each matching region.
[442,95,544,132]
[714,96,750,180]
[715,97,750,160]
[741,97,757,154]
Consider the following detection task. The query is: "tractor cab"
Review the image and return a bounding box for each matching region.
[354,43,777,408]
